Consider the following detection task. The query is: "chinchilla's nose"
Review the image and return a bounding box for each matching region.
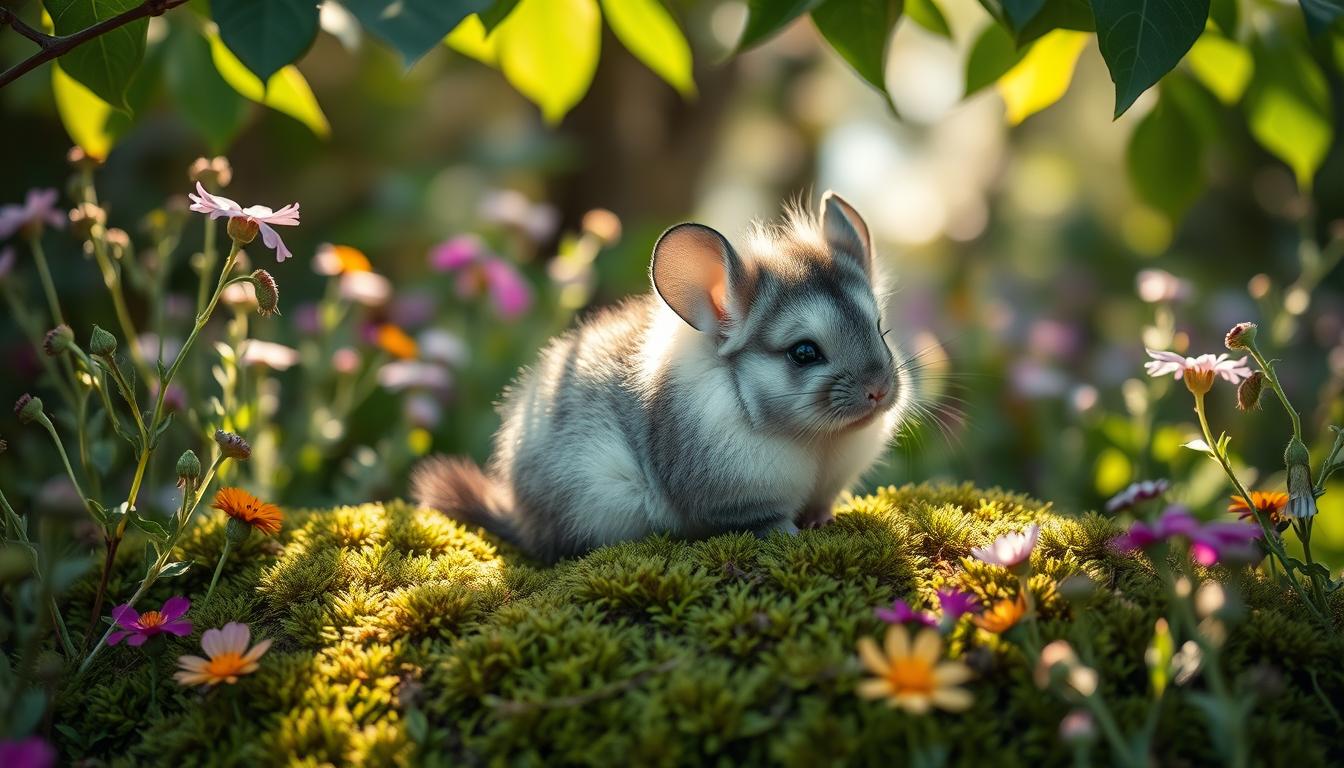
[862,363,895,405]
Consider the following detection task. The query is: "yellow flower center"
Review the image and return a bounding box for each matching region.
[885,658,936,695]
[1183,369,1215,396]
[205,652,248,678]
[138,610,164,628]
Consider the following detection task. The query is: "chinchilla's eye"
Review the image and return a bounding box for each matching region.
[787,340,825,366]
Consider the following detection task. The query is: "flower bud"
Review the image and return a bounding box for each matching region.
[188,156,233,188]
[1224,322,1257,350]
[89,325,117,357]
[1236,371,1263,412]
[581,208,622,247]
[251,269,281,317]
[1059,710,1096,745]
[14,394,43,424]
[225,515,254,545]
[105,228,131,261]
[43,324,74,357]
[214,429,252,461]
[1284,437,1318,519]
[176,450,202,486]
[226,217,258,245]
[67,202,106,240]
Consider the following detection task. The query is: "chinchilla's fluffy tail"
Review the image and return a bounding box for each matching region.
[411,456,520,548]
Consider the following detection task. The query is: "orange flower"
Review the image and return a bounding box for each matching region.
[174,622,271,686]
[212,487,282,535]
[376,324,418,360]
[972,593,1027,634]
[314,243,372,275]
[856,625,974,713]
[1228,491,1289,526]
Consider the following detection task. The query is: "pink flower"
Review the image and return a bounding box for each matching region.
[187,182,300,262]
[239,340,300,371]
[971,524,1040,570]
[174,622,271,686]
[1111,506,1261,566]
[1144,350,1252,395]
[428,238,534,320]
[1135,269,1191,304]
[0,188,65,240]
[0,246,15,280]
[0,737,56,768]
[107,595,192,646]
[936,589,980,620]
[875,599,937,628]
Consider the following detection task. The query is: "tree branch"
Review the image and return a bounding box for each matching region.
[0,0,189,91]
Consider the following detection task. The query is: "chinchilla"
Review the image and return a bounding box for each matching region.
[412,191,910,562]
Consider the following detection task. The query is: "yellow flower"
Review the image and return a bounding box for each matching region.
[855,625,974,713]
[314,243,373,275]
[174,622,270,686]
[376,324,419,360]
[972,593,1027,634]
[212,487,282,535]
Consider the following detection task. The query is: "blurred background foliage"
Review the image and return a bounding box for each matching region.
[4,0,1344,564]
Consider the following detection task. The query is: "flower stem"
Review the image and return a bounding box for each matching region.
[1244,344,1302,442]
[0,489,76,658]
[34,412,94,519]
[205,536,233,603]
[28,235,64,326]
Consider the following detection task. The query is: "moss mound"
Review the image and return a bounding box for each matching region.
[58,484,1344,766]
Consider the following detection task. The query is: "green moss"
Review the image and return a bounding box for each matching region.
[55,485,1344,766]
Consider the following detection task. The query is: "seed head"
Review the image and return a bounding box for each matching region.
[14,394,43,424]
[251,269,281,316]
[1225,322,1257,351]
[43,324,74,357]
[1236,371,1263,412]
[227,216,259,245]
[214,429,252,461]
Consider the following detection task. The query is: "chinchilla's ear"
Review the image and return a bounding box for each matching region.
[820,190,872,278]
[651,223,753,333]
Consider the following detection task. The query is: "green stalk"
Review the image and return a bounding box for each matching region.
[204,536,233,603]
[33,411,94,519]
[28,236,64,325]
[0,489,76,657]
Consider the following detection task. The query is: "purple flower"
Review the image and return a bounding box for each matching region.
[428,237,534,320]
[1105,479,1170,514]
[107,596,192,646]
[429,235,487,272]
[875,599,937,628]
[936,589,980,620]
[0,737,56,768]
[1112,506,1261,566]
[0,188,65,240]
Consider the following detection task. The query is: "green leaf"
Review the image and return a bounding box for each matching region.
[212,0,319,81]
[1185,32,1251,105]
[160,561,193,578]
[52,63,120,161]
[906,0,951,38]
[1299,0,1344,36]
[738,0,824,51]
[811,0,901,94]
[495,0,602,124]
[1210,0,1238,36]
[165,27,247,154]
[208,31,331,137]
[1127,90,1204,219]
[1244,32,1333,189]
[965,22,1024,96]
[129,509,170,543]
[481,0,522,30]
[445,15,500,64]
[46,0,148,110]
[1015,0,1093,46]
[343,0,492,65]
[1002,0,1046,30]
[995,28,1086,124]
[601,0,696,96]
[1091,0,1210,117]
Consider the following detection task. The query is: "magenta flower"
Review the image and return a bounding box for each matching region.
[0,188,65,240]
[875,599,937,628]
[936,589,980,620]
[0,737,56,768]
[1111,506,1261,566]
[428,237,533,320]
[972,524,1040,570]
[187,182,300,262]
[1105,479,1170,513]
[107,595,192,646]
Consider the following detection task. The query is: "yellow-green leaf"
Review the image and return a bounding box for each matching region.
[52,63,119,161]
[445,14,500,64]
[207,32,331,138]
[495,0,602,124]
[601,0,695,97]
[1244,33,1332,189]
[1185,33,1250,105]
[995,29,1086,125]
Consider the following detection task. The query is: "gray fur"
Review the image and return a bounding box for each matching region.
[413,192,909,562]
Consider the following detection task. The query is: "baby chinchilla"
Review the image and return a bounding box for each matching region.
[413,191,909,562]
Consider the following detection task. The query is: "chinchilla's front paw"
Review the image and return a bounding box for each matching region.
[796,504,835,530]
[753,518,800,539]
